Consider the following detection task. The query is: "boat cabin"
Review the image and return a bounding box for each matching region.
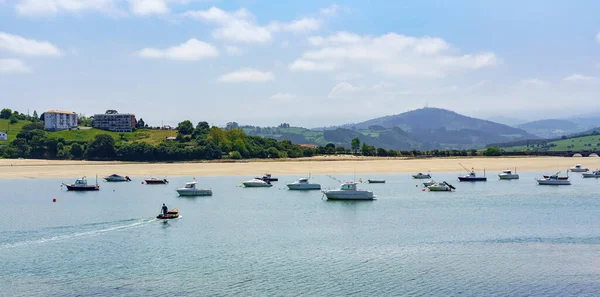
[75,178,88,186]
[184,182,197,189]
[340,182,358,191]
[502,170,512,174]
[298,178,309,183]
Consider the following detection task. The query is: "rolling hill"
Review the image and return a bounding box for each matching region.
[516,119,583,138]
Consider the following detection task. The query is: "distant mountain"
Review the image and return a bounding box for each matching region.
[567,115,600,130]
[517,119,583,138]
[484,116,525,126]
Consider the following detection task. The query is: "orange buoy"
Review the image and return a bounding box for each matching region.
[53,198,56,202]
[141,181,145,184]
[421,188,426,192]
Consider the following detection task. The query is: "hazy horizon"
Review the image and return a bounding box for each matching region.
[2,1,600,128]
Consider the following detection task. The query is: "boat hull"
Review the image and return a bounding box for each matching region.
[243,182,272,187]
[287,184,321,190]
[66,185,99,191]
[458,177,487,182]
[145,180,168,184]
[176,189,213,196]
[570,169,589,172]
[423,180,436,187]
[428,186,451,191]
[536,180,571,185]
[412,175,431,179]
[367,180,386,183]
[324,190,374,200]
[498,174,519,180]
[582,173,600,178]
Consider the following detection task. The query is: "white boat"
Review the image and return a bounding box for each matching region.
[176,181,213,196]
[104,174,131,182]
[498,169,519,180]
[243,179,273,187]
[422,180,436,187]
[427,181,456,192]
[570,164,589,172]
[287,177,321,190]
[412,172,431,179]
[536,174,571,185]
[323,182,374,200]
[582,169,600,178]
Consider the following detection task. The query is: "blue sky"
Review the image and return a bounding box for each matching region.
[1,0,600,127]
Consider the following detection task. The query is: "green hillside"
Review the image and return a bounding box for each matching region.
[0,119,28,142]
[502,135,600,152]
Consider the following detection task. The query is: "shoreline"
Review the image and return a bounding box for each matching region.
[1,156,599,179]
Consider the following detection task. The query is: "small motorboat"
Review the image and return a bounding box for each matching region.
[427,181,456,192]
[104,174,131,182]
[412,172,431,179]
[422,180,436,187]
[458,171,487,182]
[367,179,386,184]
[542,175,569,180]
[570,164,589,172]
[176,180,212,196]
[287,177,321,190]
[323,182,374,200]
[537,174,571,185]
[243,179,273,187]
[582,169,600,178]
[62,176,99,191]
[498,169,519,180]
[255,173,278,182]
[145,178,169,184]
[157,208,180,219]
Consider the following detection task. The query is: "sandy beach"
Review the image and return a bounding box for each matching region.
[1,156,598,179]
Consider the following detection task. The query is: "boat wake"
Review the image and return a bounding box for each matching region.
[0,218,157,249]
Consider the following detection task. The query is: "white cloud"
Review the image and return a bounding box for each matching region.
[268,18,321,33]
[293,31,498,77]
[224,45,242,56]
[328,82,360,97]
[319,4,340,16]
[137,38,219,61]
[289,59,336,72]
[217,68,275,83]
[0,58,31,73]
[183,7,272,43]
[0,32,61,56]
[562,73,596,82]
[15,0,124,17]
[128,0,168,16]
[270,92,296,100]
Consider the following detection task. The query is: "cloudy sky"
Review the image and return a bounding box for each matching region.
[1,0,600,127]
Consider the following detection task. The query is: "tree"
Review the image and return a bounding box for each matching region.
[105,109,118,114]
[229,151,243,159]
[1,108,12,119]
[9,115,18,124]
[351,137,360,154]
[32,110,39,122]
[137,118,146,128]
[483,146,502,156]
[361,142,376,156]
[177,120,194,135]
[267,147,280,158]
[377,148,388,156]
[70,143,84,159]
[85,134,116,160]
[21,122,44,131]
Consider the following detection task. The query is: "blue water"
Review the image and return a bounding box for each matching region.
[2,172,600,296]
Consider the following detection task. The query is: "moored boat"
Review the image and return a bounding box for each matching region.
[412,172,431,179]
[157,208,180,219]
[458,164,487,182]
[367,179,386,184]
[243,179,273,187]
[145,178,168,184]
[582,169,600,178]
[323,182,374,200]
[255,173,278,182]
[427,181,456,192]
[570,164,589,172]
[62,176,99,191]
[104,174,131,182]
[537,173,571,185]
[287,177,321,190]
[176,181,212,196]
[422,180,436,187]
[498,169,519,180]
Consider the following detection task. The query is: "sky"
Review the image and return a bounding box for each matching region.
[1,0,600,128]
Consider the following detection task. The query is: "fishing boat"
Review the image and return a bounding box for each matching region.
[243,179,273,187]
[287,177,321,190]
[323,182,374,200]
[255,173,278,182]
[569,164,589,172]
[145,178,168,184]
[427,181,456,192]
[412,172,432,179]
[104,174,131,182]
[422,180,436,187]
[176,180,212,196]
[537,173,571,185]
[367,179,386,184]
[62,176,99,191]
[157,208,180,219]
[582,169,600,178]
[498,169,519,180]
[458,164,487,182]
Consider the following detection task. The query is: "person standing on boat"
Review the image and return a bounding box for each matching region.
[162,203,168,215]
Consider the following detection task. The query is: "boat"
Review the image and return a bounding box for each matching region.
[323,182,374,200]
[243,179,273,187]
[498,169,519,180]
[537,173,571,185]
[412,172,431,179]
[176,180,212,196]
[569,164,589,172]
[255,173,278,182]
[145,178,168,184]
[457,164,487,182]
[542,175,569,180]
[582,169,600,178]
[367,179,386,183]
[287,177,321,190]
[104,174,131,182]
[62,176,99,191]
[157,208,180,219]
[422,180,436,187]
[427,181,456,192]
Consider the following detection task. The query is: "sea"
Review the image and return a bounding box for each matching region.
[1,172,600,296]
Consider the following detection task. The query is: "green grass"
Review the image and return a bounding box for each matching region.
[50,128,177,145]
[502,135,600,152]
[0,119,28,142]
